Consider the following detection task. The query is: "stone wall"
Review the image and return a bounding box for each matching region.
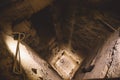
[82,31,120,79]
[51,0,120,60]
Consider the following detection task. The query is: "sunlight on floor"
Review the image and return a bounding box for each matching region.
[4,35,61,80]
[49,47,83,80]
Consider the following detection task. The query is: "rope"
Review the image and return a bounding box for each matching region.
[12,32,25,79]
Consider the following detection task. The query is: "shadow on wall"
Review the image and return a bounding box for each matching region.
[30,6,55,42]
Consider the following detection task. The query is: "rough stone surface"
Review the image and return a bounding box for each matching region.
[107,38,120,78]
[82,32,120,79]
[51,0,120,60]
[0,0,120,80]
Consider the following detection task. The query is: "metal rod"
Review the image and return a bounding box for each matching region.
[97,18,117,32]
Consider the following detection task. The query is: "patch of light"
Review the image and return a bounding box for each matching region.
[49,48,83,80]
[55,54,76,77]
[4,35,61,80]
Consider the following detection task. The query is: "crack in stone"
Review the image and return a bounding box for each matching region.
[105,41,117,78]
